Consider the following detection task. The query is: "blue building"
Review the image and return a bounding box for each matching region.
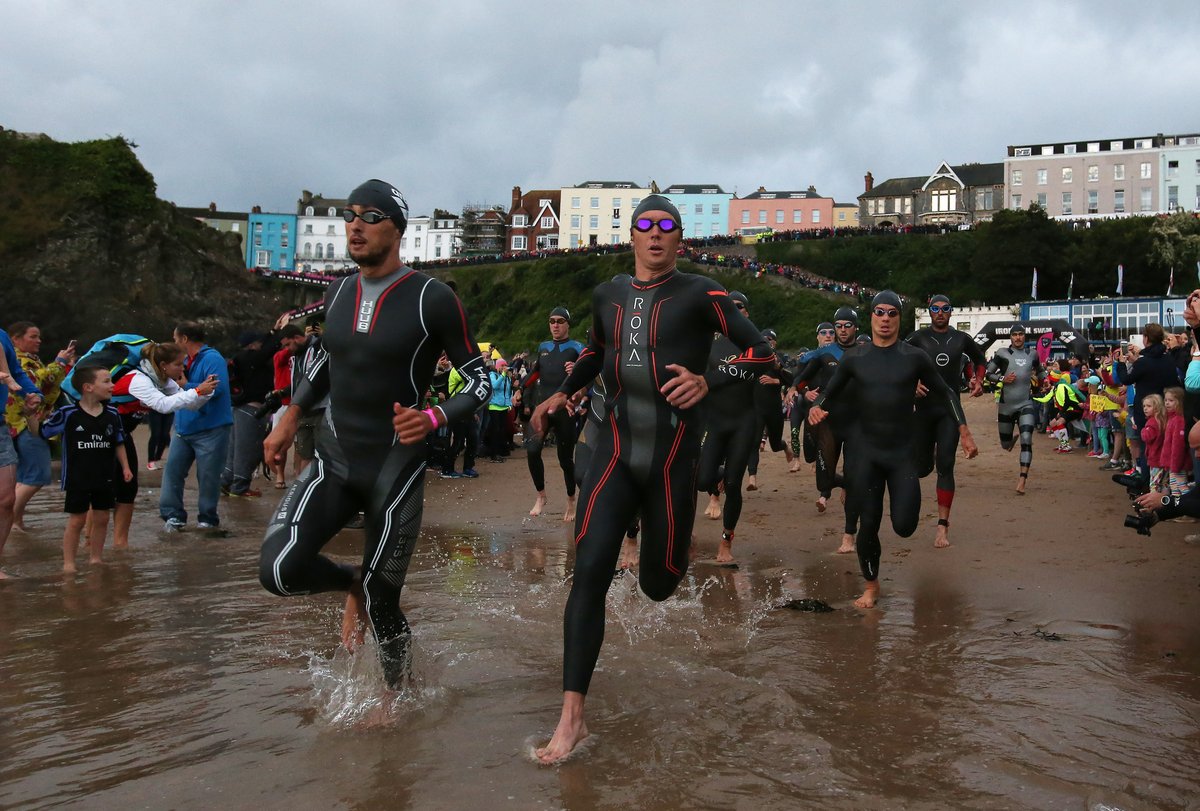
[246,209,298,272]
[662,183,732,238]
[1021,295,1193,344]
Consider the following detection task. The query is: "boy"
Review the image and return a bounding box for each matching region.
[34,367,132,573]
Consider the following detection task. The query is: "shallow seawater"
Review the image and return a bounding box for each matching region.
[1,488,1198,811]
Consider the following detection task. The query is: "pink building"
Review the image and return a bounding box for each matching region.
[727,186,834,235]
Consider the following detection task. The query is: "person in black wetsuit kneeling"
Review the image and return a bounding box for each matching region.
[258,179,490,687]
[809,291,978,609]
[530,195,773,763]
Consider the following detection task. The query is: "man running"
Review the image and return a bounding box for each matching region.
[986,323,1042,495]
[259,179,490,687]
[906,293,987,547]
[522,307,585,520]
[530,194,773,762]
[809,291,978,609]
[745,328,793,491]
[793,306,860,552]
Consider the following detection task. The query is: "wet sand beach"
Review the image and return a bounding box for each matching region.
[1,397,1198,810]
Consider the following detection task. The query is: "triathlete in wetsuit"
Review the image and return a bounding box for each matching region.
[905,293,988,547]
[523,307,585,520]
[531,195,773,763]
[810,291,978,609]
[986,323,1042,495]
[788,322,834,471]
[259,180,490,687]
[696,291,761,564]
[793,306,861,552]
[745,328,793,489]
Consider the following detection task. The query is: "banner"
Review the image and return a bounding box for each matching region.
[1168,265,1174,296]
[1116,264,1124,295]
[1068,272,1074,299]
[1031,267,1038,299]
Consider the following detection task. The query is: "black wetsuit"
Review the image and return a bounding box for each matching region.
[905,327,986,508]
[747,355,792,475]
[258,267,490,685]
[696,334,760,535]
[814,341,966,584]
[795,343,858,533]
[555,268,773,694]
[525,338,585,496]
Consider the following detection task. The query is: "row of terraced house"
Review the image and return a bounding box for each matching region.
[181,130,1200,273]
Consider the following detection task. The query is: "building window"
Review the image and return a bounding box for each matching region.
[775,210,784,224]
[1037,169,1047,185]
[512,236,527,250]
[1114,189,1125,213]
[590,197,599,208]
[1167,160,1180,179]
[1011,194,1022,209]
[279,254,287,269]
[303,242,312,257]
[281,237,289,248]
[253,236,261,247]
[435,235,442,245]
[931,189,957,212]
[512,215,527,227]
[570,214,581,228]
[1168,186,1179,211]
[541,216,554,228]
[1061,192,1073,215]
[903,198,912,214]
[741,210,750,224]
[812,210,821,223]
[1036,193,1047,209]
[975,189,994,209]
[539,198,550,207]
[631,197,641,209]
[1087,190,1098,214]
[793,210,803,224]
[610,234,620,245]
[400,238,407,249]
[305,206,314,216]
[255,250,269,266]
[1140,162,1152,179]
[1116,301,1160,331]
[328,207,336,217]
[758,210,767,224]
[327,225,335,235]
[838,211,846,221]
[1064,144,1077,155]
[571,197,580,208]
[315,244,323,259]
[1114,164,1125,181]
[254,222,263,233]
[589,215,599,228]
[1140,188,1152,211]
[304,224,313,234]
[1062,167,1073,183]
[613,198,622,208]
[711,204,720,215]
[1011,169,1022,186]
[695,204,703,215]
[435,247,442,258]
[867,200,876,215]
[281,223,288,233]
[1087,165,1099,182]
[415,237,421,248]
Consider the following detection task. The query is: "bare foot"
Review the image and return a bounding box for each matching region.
[716,534,735,564]
[836,533,855,554]
[816,496,827,513]
[618,536,638,570]
[536,694,589,764]
[62,562,77,575]
[788,459,801,473]
[11,521,26,533]
[89,556,104,566]
[562,495,576,523]
[529,492,547,517]
[704,494,721,520]
[934,525,951,548]
[746,476,758,492]
[854,581,880,609]
[341,581,368,651]
[1015,474,1027,495]
[112,541,128,550]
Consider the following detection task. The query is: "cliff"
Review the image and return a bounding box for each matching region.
[0,128,285,350]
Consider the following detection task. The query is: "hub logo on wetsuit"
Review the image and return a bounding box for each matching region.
[356,300,375,333]
[626,296,646,368]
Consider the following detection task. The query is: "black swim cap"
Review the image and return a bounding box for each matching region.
[816,321,834,333]
[1010,323,1026,335]
[347,179,409,233]
[929,293,951,307]
[762,328,777,340]
[632,194,681,222]
[729,290,749,306]
[856,334,872,344]
[871,290,903,311]
[833,306,858,325]
[549,306,571,324]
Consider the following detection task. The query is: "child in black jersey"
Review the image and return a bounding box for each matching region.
[34,367,133,573]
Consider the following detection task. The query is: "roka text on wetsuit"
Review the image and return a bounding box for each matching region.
[258,267,490,685]
[554,269,773,694]
[524,333,585,497]
[697,333,761,537]
[813,341,967,585]
[905,325,986,511]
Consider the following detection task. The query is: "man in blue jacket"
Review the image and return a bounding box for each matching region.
[159,321,234,531]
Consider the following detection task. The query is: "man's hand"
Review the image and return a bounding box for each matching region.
[804,389,819,402]
[263,406,301,465]
[122,467,134,483]
[959,425,978,459]
[1134,491,1167,513]
[531,392,568,436]
[915,381,929,398]
[1185,290,1200,327]
[808,405,828,426]
[757,375,780,386]
[195,375,218,397]
[393,403,436,444]
[660,364,708,409]
[968,377,984,398]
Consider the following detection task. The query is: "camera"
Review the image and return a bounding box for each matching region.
[1124,513,1156,536]
[1111,471,1149,499]
[253,389,285,420]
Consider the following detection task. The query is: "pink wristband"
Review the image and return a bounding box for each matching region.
[422,408,440,429]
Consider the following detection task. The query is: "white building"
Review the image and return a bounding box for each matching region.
[296,191,353,273]
[400,213,462,264]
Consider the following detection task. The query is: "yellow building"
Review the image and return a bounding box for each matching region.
[557,180,653,249]
[833,202,860,228]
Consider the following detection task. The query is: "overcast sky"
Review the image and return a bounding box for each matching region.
[3,1,1198,217]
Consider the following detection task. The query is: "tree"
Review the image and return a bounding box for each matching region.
[1149,212,1200,293]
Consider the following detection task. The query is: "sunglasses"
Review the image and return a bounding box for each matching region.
[834,322,855,329]
[342,209,392,225]
[734,303,747,311]
[928,305,952,314]
[873,307,899,318]
[818,329,835,336]
[632,216,679,233]
[548,318,568,325]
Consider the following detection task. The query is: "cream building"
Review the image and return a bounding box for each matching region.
[557,180,653,249]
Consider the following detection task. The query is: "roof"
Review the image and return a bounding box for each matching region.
[951,162,1003,187]
[508,189,561,217]
[662,184,728,195]
[573,180,645,189]
[740,188,824,200]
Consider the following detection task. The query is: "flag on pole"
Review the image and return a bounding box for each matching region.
[1068,273,1074,299]
[1168,265,1175,296]
[1196,260,1199,283]
[1031,267,1038,299]
[1116,264,1124,295]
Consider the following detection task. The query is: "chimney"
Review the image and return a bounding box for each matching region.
[252,205,262,214]
[864,172,874,192]
[757,186,766,193]
[208,202,217,212]
[511,185,522,210]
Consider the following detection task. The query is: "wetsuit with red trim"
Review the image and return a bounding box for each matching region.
[813,341,966,587]
[554,268,773,694]
[258,266,490,686]
[905,326,987,513]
